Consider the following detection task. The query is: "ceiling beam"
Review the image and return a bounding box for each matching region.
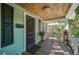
[44,16,65,21]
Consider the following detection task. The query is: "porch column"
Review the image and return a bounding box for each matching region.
[43,23,48,40]
[44,23,47,33]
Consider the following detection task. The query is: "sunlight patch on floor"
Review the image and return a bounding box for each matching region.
[49,37,57,40]
[51,50,64,52]
[52,45,62,49]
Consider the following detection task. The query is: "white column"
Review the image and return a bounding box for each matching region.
[43,23,46,34]
[43,23,48,40]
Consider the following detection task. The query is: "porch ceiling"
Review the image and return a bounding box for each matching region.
[17,3,71,21]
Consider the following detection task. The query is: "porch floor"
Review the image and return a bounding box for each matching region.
[22,37,73,55]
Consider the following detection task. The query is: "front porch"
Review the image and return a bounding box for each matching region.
[22,34,73,55]
[0,3,79,55]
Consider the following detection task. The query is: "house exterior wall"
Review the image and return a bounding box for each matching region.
[35,18,41,44]
[0,3,24,55]
[0,3,41,55]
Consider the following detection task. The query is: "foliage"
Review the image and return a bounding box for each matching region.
[68,18,79,38]
[48,27,62,33]
[75,6,79,14]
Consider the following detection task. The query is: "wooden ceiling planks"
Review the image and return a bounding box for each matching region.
[17,3,71,21]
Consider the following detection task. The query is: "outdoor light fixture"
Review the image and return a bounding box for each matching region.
[43,5,51,13]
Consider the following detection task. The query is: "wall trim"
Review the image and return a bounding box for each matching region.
[24,12,26,52]
[24,11,37,51]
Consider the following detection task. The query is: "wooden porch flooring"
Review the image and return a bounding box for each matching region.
[22,37,73,55]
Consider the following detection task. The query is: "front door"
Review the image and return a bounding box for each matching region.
[26,15,35,50]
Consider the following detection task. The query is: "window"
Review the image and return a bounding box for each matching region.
[1,4,14,47]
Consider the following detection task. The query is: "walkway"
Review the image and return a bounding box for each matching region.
[22,37,73,55]
[35,37,73,55]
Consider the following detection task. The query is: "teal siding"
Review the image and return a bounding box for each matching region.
[35,18,41,44]
[0,4,24,55]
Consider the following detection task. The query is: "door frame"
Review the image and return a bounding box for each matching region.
[24,12,36,51]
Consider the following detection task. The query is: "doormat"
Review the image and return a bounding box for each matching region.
[26,45,40,54]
